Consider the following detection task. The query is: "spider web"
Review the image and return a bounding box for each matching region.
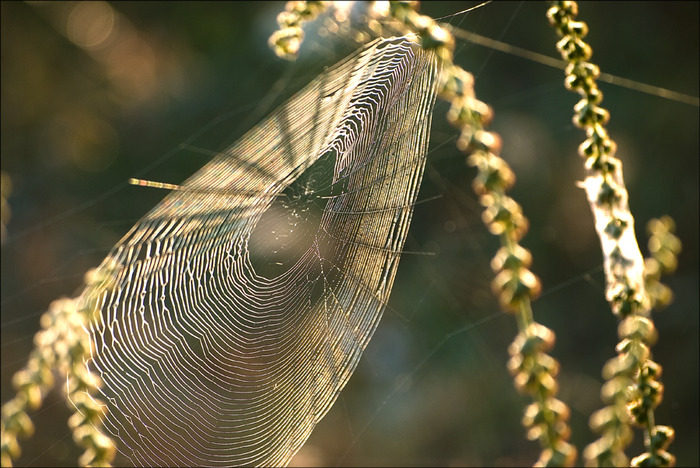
[81,36,439,467]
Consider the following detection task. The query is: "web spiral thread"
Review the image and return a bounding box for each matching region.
[80,37,439,467]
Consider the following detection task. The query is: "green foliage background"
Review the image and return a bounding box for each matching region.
[1,2,697,466]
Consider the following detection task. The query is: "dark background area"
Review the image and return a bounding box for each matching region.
[1,2,697,466]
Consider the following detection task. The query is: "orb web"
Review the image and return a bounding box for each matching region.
[82,36,440,466]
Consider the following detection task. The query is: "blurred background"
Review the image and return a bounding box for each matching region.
[1,2,697,466]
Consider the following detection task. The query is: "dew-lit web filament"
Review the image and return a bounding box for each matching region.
[128,177,279,199]
[129,178,184,191]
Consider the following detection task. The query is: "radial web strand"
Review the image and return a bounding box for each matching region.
[79,37,440,466]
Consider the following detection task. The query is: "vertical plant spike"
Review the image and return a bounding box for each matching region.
[0,265,117,467]
[546,2,677,466]
[2,298,64,467]
[69,264,118,467]
[644,217,681,310]
[548,0,648,320]
[269,2,577,465]
[269,1,329,60]
[361,4,578,467]
[452,71,577,468]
